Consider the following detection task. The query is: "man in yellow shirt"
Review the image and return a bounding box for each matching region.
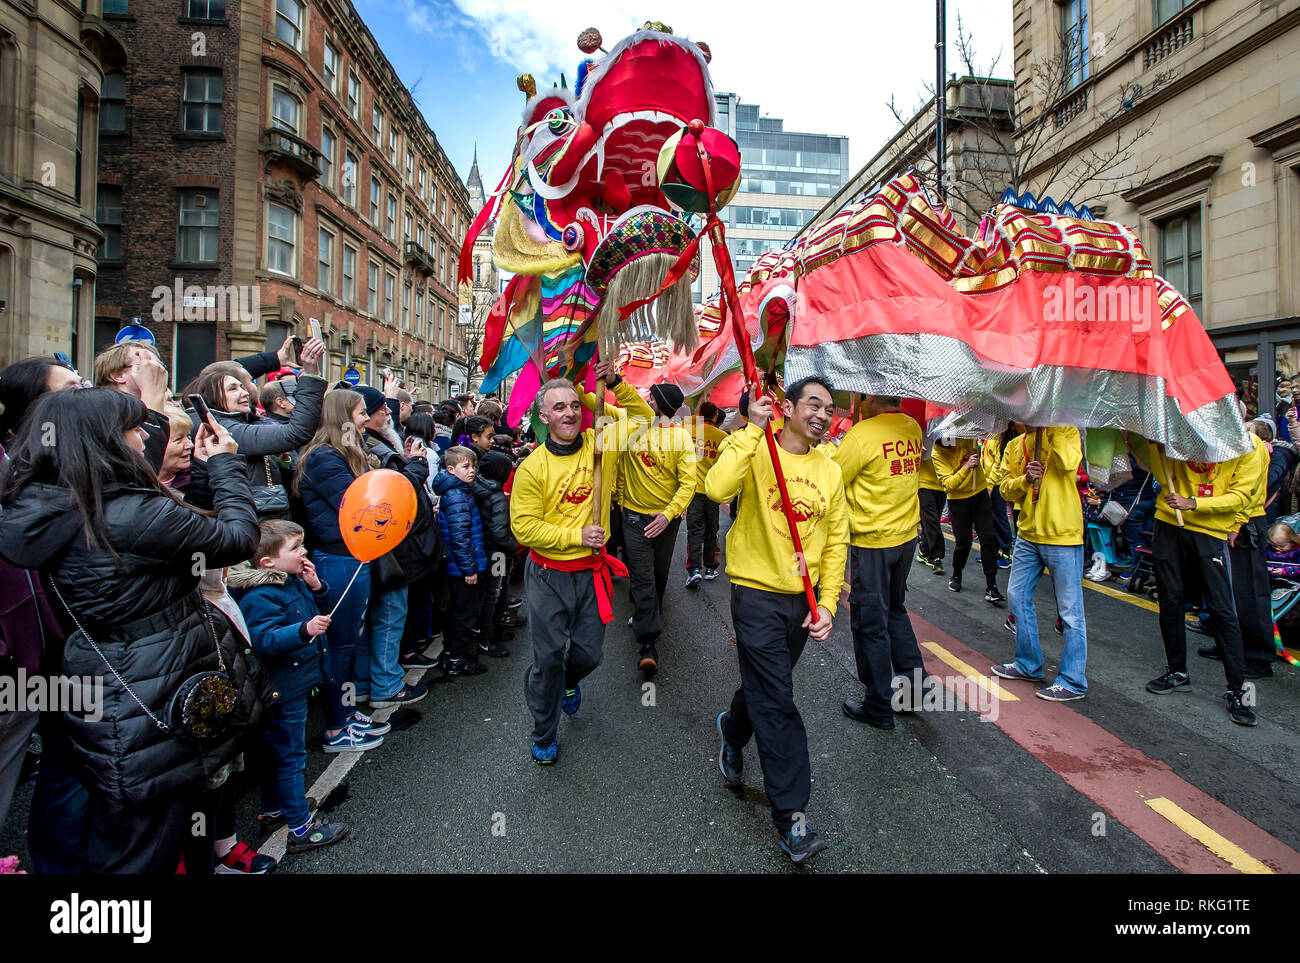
[933,436,1005,603]
[611,380,697,673]
[1128,435,1258,726]
[509,361,636,765]
[833,395,927,729]
[684,400,728,587]
[706,377,848,865]
[992,425,1088,701]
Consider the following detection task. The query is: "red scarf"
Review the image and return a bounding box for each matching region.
[529,549,629,624]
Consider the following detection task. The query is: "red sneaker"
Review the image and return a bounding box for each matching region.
[215,840,278,875]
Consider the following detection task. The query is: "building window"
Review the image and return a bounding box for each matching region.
[438,305,445,344]
[440,195,446,223]
[416,222,425,248]
[1060,0,1089,89]
[403,281,411,329]
[174,323,217,391]
[274,0,302,50]
[267,202,295,275]
[320,127,335,187]
[347,72,360,119]
[418,167,426,199]
[96,186,122,260]
[271,87,298,134]
[385,271,395,322]
[386,192,396,240]
[438,245,445,277]
[343,150,358,205]
[1156,0,1193,24]
[367,261,379,313]
[1158,206,1202,317]
[415,292,423,335]
[100,72,126,132]
[342,243,357,303]
[370,177,382,229]
[177,190,218,262]
[182,71,222,133]
[103,0,128,14]
[403,212,413,243]
[372,106,382,145]
[323,40,338,94]
[187,0,225,19]
[318,227,334,294]
[389,127,398,166]
[406,150,414,183]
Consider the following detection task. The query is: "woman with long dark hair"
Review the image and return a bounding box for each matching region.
[0,388,267,873]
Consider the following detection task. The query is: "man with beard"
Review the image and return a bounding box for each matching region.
[707,377,849,864]
[510,362,635,765]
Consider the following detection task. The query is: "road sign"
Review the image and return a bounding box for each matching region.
[343,366,361,386]
[115,322,155,345]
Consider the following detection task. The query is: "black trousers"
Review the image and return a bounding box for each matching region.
[849,540,925,719]
[623,508,682,643]
[686,492,720,570]
[720,584,811,834]
[990,488,1014,554]
[607,499,626,563]
[1227,517,1275,668]
[402,571,435,648]
[478,570,505,637]
[948,490,999,589]
[918,488,947,560]
[1151,520,1246,689]
[445,576,483,659]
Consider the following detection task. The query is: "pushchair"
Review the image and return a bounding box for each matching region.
[1266,573,1300,666]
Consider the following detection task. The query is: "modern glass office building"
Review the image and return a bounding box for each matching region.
[694,95,849,302]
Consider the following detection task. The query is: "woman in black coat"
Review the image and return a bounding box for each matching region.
[0,389,266,873]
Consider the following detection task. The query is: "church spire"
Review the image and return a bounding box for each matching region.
[466,142,485,214]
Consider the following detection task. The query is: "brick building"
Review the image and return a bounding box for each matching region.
[94,0,472,398]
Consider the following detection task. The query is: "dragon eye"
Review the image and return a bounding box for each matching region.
[546,107,570,133]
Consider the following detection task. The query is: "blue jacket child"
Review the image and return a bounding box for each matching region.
[434,468,487,577]
[229,561,333,702]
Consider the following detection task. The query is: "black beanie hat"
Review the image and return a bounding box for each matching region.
[649,382,685,415]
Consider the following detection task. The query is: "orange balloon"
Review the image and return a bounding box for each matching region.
[338,469,417,562]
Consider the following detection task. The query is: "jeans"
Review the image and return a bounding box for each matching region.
[1008,537,1088,693]
[27,721,89,873]
[364,583,409,700]
[261,694,311,832]
[312,550,370,730]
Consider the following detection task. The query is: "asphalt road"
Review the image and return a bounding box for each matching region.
[4,515,1297,873]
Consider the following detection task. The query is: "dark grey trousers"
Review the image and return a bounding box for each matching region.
[849,540,925,719]
[523,559,606,748]
[622,508,682,643]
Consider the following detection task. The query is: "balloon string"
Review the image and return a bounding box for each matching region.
[327,560,366,619]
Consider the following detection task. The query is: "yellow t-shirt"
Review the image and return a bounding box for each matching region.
[1128,435,1257,540]
[685,418,729,491]
[832,412,922,548]
[1235,433,1270,527]
[917,456,943,492]
[999,427,1084,546]
[932,439,988,500]
[705,423,849,615]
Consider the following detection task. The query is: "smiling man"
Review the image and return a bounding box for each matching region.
[706,376,849,864]
[510,364,636,765]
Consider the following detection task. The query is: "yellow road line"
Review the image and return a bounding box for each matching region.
[1144,797,1275,874]
[939,531,1159,612]
[920,641,1019,701]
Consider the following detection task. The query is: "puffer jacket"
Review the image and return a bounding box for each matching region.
[186,374,325,513]
[228,562,331,703]
[0,452,270,806]
[472,474,517,556]
[298,445,358,552]
[433,471,486,576]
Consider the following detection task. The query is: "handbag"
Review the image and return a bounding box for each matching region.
[50,582,247,746]
[253,456,291,518]
[1100,474,1149,527]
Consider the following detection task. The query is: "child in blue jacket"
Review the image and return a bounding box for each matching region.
[231,519,356,854]
[434,446,488,676]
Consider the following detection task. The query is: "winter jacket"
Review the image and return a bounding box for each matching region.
[1267,441,1299,525]
[0,559,64,677]
[298,446,362,552]
[434,471,486,576]
[0,452,270,806]
[186,374,325,513]
[364,435,439,588]
[473,474,518,557]
[228,563,331,703]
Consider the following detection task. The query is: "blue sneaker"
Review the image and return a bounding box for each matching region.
[348,709,391,736]
[562,685,581,716]
[323,728,383,753]
[997,552,1012,569]
[989,662,1043,683]
[716,711,743,787]
[531,741,558,765]
[777,827,827,864]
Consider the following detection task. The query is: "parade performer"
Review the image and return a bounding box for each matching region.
[707,378,849,864]
[992,426,1089,701]
[916,454,946,575]
[834,395,928,729]
[684,400,728,586]
[509,367,634,764]
[1128,435,1258,725]
[933,436,1004,603]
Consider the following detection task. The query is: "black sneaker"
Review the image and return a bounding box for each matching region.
[1146,670,1190,694]
[1003,615,1017,633]
[399,650,439,670]
[370,683,428,708]
[842,699,895,729]
[638,643,658,673]
[286,817,348,853]
[777,827,828,865]
[1197,645,1224,661]
[948,577,962,593]
[984,586,1006,605]
[1054,616,1064,635]
[685,568,703,589]
[444,657,488,677]
[715,711,743,787]
[1223,689,1257,726]
[496,609,528,629]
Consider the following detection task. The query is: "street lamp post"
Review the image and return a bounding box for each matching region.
[936,0,947,200]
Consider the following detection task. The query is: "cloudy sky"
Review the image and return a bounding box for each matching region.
[353,0,1016,188]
